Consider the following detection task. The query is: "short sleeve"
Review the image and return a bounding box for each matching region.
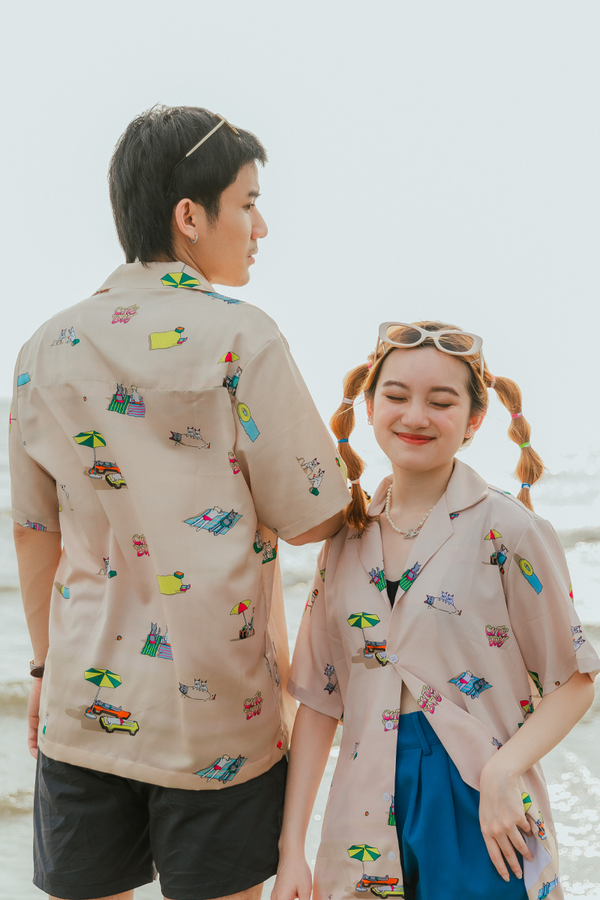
[288,543,345,719]
[506,517,599,697]
[231,335,349,540]
[9,362,61,534]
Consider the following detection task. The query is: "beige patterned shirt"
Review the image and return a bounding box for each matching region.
[290,460,599,900]
[10,261,349,789]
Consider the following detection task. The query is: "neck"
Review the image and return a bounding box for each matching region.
[389,459,454,513]
[153,242,212,283]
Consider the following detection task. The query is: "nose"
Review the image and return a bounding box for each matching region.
[399,400,430,429]
[251,207,268,240]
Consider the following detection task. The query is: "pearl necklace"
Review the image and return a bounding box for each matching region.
[384,486,434,539]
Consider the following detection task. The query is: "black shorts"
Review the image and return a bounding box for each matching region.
[33,750,287,900]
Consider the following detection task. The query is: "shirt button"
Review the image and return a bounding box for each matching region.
[388,852,397,860]
[389,654,398,663]
[383,792,391,802]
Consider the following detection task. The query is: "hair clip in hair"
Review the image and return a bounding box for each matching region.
[338,438,349,443]
[342,397,354,405]
[350,479,360,485]
[521,483,531,489]
[511,412,523,419]
[490,377,496,389]
[519,442,531,449]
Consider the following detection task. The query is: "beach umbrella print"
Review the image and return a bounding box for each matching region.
[219,351,240,363]
[347,844,381,876]
[161,271,200,288]
[84,667,122,705]
[484,529,502,540]
[231,600,252,628]
[347,612,381,645]
[73,431,107,472]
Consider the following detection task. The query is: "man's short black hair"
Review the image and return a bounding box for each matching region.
[108,105,267,264]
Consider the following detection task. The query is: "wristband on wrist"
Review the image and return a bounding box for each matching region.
[30,660,45,678]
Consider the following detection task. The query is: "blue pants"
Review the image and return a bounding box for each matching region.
[395,712,528,900]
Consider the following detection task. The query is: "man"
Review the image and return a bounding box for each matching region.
[10,105,349,900]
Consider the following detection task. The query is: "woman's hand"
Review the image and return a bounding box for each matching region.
[479,758,534,882]
[28,676,43,759]
[271,853,312,900]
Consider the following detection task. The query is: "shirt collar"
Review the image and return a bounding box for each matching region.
[367,457,489,519]
[97,260,215,294]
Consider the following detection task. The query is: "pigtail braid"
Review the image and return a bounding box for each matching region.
[491,375,544,510]
[330,363,371,531]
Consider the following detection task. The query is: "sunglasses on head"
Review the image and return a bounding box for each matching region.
[166,114,239,197]
[377,322,484,379]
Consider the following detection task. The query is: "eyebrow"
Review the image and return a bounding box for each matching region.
[382,380,460,397]
[247,190,261,198]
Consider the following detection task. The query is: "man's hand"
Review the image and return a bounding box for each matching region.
[271,854,312,900]
[479,760,533,881]
[28,677,43,759]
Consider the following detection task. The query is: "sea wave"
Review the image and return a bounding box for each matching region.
[0,787,33,816]
[557,527,600,551]
[0,681,29,711]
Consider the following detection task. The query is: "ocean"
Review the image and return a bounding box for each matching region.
[2,396,600,899]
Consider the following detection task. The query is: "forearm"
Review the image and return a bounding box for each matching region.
[13,524,62,663]
[285,510,345,546]
[485,670,594,781]
[279,703,339,854]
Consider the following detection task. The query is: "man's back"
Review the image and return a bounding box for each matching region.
[11,261,348,788]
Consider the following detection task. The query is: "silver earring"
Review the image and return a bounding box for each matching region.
[189,234,198,244]
[367,415,373,425]
[465,429,472,439]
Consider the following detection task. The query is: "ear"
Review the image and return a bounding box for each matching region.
[365,397,374,422]
[172,198,209,243]
[468,412,485,435]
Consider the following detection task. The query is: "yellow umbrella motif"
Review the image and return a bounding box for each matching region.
[348,844,381,876]
[348,612,380,644]
[231,600,252,628]
[521,792,532,814]
[484,529,502,540]
[161,271,200,288]
[219,351,240,363]
[73,431,107,470]
[84,667,122,705]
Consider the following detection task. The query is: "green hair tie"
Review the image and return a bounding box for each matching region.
[520,442,531,449]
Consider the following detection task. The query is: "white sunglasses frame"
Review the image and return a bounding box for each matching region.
[377,322,484,379]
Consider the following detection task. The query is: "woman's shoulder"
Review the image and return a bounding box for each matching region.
[477,482,554,547]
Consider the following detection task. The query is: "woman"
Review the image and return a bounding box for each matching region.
[273,322,598,900]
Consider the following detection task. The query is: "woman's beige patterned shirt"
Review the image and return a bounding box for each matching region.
[290,460,599,900]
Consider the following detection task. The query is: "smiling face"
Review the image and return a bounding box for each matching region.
[172,161,268,286]
[366,346,484,476]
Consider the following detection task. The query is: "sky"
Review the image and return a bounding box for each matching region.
[2,0,599,494]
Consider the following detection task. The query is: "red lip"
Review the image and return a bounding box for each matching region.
[396,433,434,445]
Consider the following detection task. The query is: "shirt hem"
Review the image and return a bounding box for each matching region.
[39,739,288,791]
[542,656,600,697]
[276,488,349,541]
[287,679,343,720]
[12,506,61,533]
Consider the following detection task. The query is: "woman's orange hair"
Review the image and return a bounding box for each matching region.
[331,321,544,532]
